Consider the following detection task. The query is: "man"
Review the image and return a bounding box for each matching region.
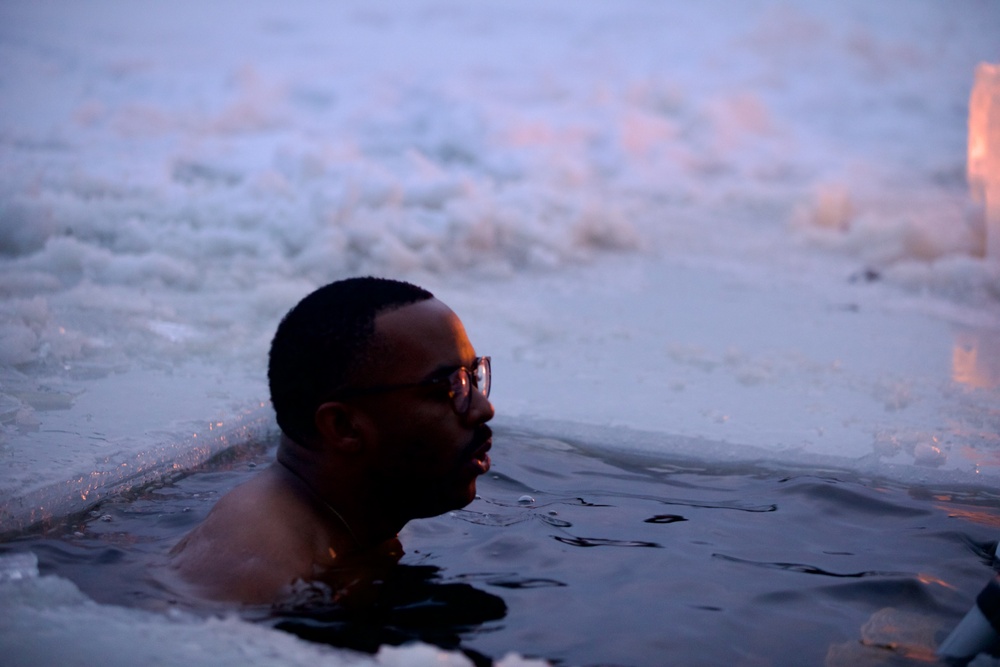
[167,277,494,605]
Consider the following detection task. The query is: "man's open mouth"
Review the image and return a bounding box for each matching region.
[464,427,492,474]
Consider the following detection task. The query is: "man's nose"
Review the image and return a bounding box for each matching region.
[465,386,494,425]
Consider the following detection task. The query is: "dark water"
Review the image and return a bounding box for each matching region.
[3,429,1000,667]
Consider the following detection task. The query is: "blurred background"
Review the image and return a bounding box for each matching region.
[1,1,999,522]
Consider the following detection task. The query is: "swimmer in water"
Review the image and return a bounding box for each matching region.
[167,277,494,605]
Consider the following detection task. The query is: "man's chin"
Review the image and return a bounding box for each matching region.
[408,480,480,520]
[451,478,480,511]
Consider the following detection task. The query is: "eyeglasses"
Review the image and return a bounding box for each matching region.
[330,356,491,415]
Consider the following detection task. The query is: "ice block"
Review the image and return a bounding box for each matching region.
[969,62,1000,259]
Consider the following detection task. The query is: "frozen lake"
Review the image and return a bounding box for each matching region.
[1,1,999,664]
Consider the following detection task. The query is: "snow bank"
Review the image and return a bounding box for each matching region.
[1,0,999,525]
[0,552,549,667]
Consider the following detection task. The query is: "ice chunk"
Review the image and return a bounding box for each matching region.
[0,552,38,583]
[968,63,1000,259]
[0,563,481,667]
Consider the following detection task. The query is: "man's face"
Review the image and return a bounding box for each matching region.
[358,298,494,519]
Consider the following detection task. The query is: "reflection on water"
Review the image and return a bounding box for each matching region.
[2,431,999,666]
[825,608,942,665]
[953,330,1000,390]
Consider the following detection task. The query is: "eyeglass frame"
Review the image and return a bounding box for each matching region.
[323,356,491,415]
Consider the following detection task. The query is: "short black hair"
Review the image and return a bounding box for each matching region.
[268,276,434,445]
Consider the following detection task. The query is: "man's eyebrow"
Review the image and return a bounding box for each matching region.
[421,359,473,381]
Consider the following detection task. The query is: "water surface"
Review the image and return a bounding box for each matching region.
[3,430,999,666]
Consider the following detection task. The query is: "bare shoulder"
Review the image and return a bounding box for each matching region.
[167,466,330,604]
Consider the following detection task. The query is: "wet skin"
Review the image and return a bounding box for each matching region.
[166,298,495,605]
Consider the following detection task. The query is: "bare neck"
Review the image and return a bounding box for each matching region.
[275,435,406,549]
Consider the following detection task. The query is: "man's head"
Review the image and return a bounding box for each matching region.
[268,277,434,446]
[268,277,494,519]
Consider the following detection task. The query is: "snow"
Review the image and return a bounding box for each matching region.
[1,0,999,663]
[1,552,552,667]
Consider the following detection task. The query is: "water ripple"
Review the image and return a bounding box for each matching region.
[554,536,663,548]
[644,514,688,524]
[712,553,909,578]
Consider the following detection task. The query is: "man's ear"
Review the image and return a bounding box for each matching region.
[314,402,365,454]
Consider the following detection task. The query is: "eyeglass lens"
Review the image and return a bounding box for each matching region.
[475,357,490,399]
[451,358,490,413]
